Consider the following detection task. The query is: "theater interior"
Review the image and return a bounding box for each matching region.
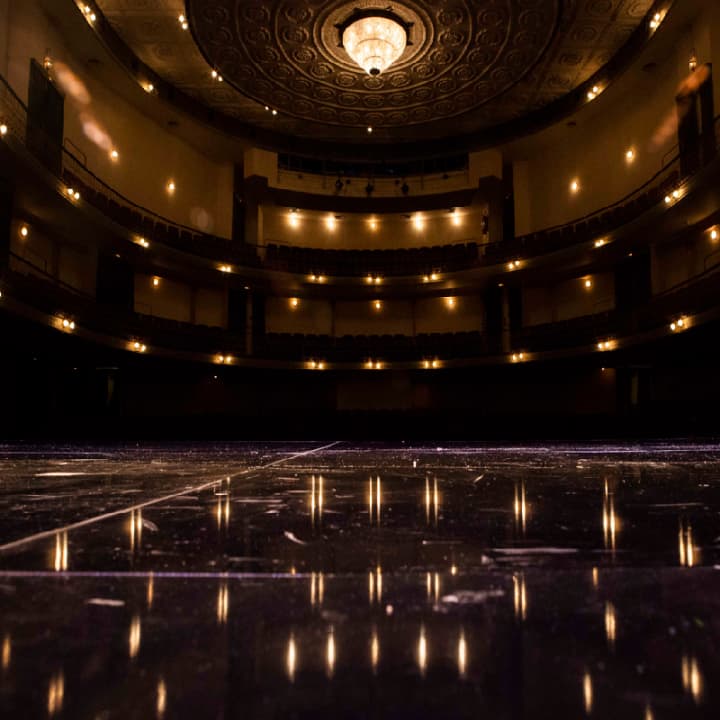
[1,1,720,717]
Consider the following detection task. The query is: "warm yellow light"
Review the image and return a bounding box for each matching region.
[288,211,299,228]
[211,70,223,82]
[178,14,188,30]
[445,297,456,309]
[664,195,672,204]
[507,259,521,271]
[166,180,176,195]
[710,229,718,241]
[367,126,373,134]
[511,352,526,363]
[110,149,119,162]
[132,341,147,353]
[570,179,580,194]
[219,264,232,273]
[368,217,378,231]
[594,238,607,248]
[584,278,593,289]
[326,215,337,231]
[451,209,461,227]
[342,15,407,76]
[374,300,382,311]
[413,214,425,231]
[20,225,29,238]
[61,318,76,331]
[290,297,299,309]
[649,11,663,30]
[152,276,160,288]
[0,124,7,136]
[673,189,680,199]
[144,82,155,93]
[137,237,150,249]
[625,148,635,163]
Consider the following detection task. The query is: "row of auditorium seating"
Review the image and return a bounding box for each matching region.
[514,311,618,352]
[4,265,719,364]
[262,242,480,276]
[62,170,261,267]
[1,269,247,354]
[61,164,679,279]
[486,171,680,263]
[257,332,488,361]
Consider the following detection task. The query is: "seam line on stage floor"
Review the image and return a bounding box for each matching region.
[0,440,341,554]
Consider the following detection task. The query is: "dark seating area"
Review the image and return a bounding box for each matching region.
[61,169,261,268]
[257,331,489,362]
[263,242,481,277]
[485,170,681,264]
[61,160,682,280]
[514,311,618,352]
[1,269,245,355]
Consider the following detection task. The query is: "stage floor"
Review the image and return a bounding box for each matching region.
[0,441,718,718]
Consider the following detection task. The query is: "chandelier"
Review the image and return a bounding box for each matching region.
[338,9,411,76]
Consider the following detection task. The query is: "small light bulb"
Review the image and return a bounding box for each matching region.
[570,180,580,194]
[152,277,160,288]
[711,229,718,241]
[110,149,119,161]
[585,278,593,289]
[626,149,635,163]
[20,225,28,238]
[0,124,8,136]
[374,300,382,311]
[167,180,176,194]
[367,126,373,134]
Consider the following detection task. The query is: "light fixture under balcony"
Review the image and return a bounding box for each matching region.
[337,9,411,76]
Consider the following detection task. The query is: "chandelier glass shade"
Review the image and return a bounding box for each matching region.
[342,15,407,75]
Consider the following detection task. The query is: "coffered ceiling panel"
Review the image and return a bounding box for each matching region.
[94,0,656,148]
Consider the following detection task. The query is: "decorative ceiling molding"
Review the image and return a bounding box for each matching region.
[90,0,665,159]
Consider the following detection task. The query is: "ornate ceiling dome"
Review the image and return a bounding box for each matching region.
[94,0,657,154]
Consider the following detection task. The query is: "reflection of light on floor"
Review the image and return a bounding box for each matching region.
[47,672,64,716]
[457,631,467,678]
[604,602,616,649]
[369,566,383,605]
[215,493,230,530]
[424,475,440,526]
[310,475,324,528]
[681,655,703,704]
[583,671,593,715]
[130,509,142,552]
[311,572,324,607]
[326,629,336,677]
[602,489,619,553]
[156,678,167,718]
[286,635,297,683]
[514,481,528,535]
[53,532,68,572]
[417,626,428,676]
[513,574,527,621]
[128,615,141,659]
[1,635,10,671]
[426,572,440,604]
[678,520,697,567]
[371,629,379,673]
[147,573,154,610]
[217,583,229,625]
[368,475,381,525]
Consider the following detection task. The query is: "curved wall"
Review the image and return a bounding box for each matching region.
[511,2,720,234]
[1,0,234,237]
